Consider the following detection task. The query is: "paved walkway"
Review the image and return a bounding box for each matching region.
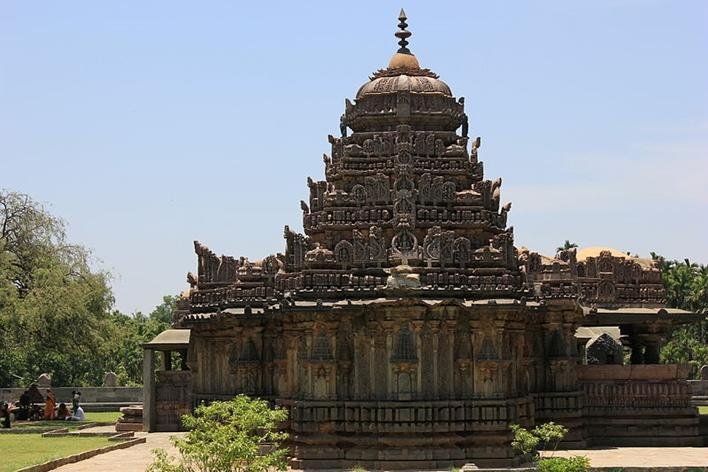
[52,432,183,472]
[545,447,708,468]
[51,440,708,471]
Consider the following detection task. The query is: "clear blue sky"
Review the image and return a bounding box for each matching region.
[2,1,706,314]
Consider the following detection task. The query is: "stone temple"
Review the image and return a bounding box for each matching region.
[142,11,704,469]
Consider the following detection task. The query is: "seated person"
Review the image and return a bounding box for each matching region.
[68,405,85,421]
[1,402,11,428]
[56,403,71,420]
[71,390,81,411]
[43,388,56,420]
[17,390,30,420]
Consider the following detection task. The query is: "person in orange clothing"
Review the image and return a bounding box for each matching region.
[43,388,56,420]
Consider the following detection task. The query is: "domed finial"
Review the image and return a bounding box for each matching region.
[386,8,420,70]
[395,9,412,55]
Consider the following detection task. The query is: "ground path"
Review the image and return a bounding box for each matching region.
[52,431,182,472]
[51,435,708,471]
[547,447,708,468]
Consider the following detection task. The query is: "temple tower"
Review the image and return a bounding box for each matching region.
[153,11,705,469]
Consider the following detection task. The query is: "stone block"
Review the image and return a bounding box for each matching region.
[37,373,51,387]
[103,372,118,387]
[115,422,142,432]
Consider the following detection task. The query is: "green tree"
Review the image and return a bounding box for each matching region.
[148,395,289,472]
[0,189,182,387]
[0,189,114,386]
[104,296,176,385]
[653,253,708,376]
[104,311,169,386]
[150,295,177,325]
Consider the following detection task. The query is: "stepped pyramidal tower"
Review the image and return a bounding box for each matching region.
[143,11,705,469]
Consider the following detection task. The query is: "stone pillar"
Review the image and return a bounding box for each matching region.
[180,349,188,370]
[143,349,156,432]
[162,350,172,371]
[576,338,589,365]
[644,343,660,364]
[641,335,662,364]
[629,338,644,365]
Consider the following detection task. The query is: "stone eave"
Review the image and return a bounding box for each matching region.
[581,306,704,325]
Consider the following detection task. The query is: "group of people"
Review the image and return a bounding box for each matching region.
[0,385,85,428]
[43,388,85,421]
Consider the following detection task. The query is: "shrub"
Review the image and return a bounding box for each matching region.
[147,395,289,472]
[532,422,568,453]
[510,422,589,470]
[510,423,540,456]
[537,456,590,472]
[510,421,567,459]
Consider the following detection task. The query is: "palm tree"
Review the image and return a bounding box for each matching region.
[556,240,578,253]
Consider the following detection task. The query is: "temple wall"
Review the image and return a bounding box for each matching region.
[188,303,560,403]
[577,364,701,446]
[154,370,192,432]
[186,299,583,468]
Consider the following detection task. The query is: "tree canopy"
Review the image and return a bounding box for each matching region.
[655,254,708,374]
[0,189,173,387]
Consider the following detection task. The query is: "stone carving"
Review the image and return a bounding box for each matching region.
[391,229,418,261]
[284,226,312,271]
[239,339,260,362]
[352,230,368,263]
[478,337,498,361]
[586,333,623,365]
[334,240,354,267]
[194,241,240,284]
[262,255,281,276]
[312,332,334,361]
[392,325,417,361]
[418,173,458,204]
[453,237,472,266]
[304,243,336,268]
[597,280,616,302]
[351,184,366,204]
[422,226,455,265]
[385,264,421,289]
[368,226,387,263]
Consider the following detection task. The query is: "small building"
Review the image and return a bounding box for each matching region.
[144,12,704,469]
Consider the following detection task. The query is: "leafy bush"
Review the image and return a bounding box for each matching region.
[147,395,289,472]
[532,422,568,453]
[510,422,589,471]
[537,456,590,472]
[510,423,540,456]
[510,422,567,459]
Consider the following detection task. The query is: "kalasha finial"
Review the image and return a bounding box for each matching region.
[395,8,412,55]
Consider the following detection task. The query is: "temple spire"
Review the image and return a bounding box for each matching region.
[395,9,412,55]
